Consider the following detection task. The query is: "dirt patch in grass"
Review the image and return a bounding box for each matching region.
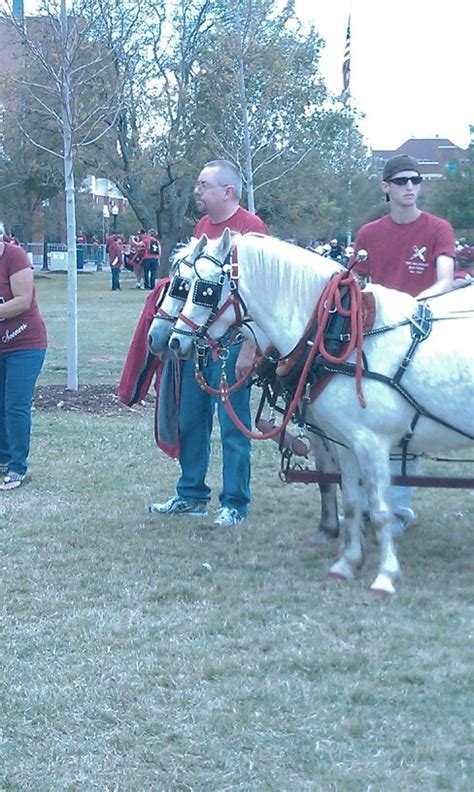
[34,383,154,415]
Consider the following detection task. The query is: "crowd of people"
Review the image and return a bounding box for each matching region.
[105,229,161,292]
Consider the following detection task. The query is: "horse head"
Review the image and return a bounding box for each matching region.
[148,237,200,357]
[168,229,239,359]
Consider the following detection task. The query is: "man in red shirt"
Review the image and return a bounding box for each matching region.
[351,154,456,534]
[150,159,268,526]
[140,229,161,289]
[352,154,455,298]
[106,234,123,291]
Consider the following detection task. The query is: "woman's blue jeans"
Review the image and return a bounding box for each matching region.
[177,344,251,514]
[0,348,46,475]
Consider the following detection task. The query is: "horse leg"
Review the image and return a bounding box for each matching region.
[305,436,341,547]
[357,438,402,597]
[327,449,364,580]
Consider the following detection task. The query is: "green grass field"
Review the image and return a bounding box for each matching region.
[1,270,473,791]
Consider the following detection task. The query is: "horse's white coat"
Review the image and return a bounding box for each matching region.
[170,230,474,594]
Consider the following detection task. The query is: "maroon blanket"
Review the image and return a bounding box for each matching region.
[118,277,180,458]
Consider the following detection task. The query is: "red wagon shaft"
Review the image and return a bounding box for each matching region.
[283,468,474,489]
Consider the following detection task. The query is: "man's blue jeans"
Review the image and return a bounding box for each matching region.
[177,344,251,514]
[0,348,46,475]
[143,258,159,289]
[110,266,121,290]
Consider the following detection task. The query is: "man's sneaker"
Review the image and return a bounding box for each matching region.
[149,496,208,516]
[213,506,246,527]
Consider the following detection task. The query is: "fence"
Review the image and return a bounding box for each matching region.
[23,243,107,271]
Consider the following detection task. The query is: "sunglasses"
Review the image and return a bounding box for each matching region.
[388,176,423,186]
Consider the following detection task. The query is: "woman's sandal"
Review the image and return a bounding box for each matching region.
[0,471,26,490]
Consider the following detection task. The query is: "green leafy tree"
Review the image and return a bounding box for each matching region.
[425,130,474,239]
[195,1,334,211]
[99,0,371,266]
[93,0,214,268]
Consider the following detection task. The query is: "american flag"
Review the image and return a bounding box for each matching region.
[342,16,351,103]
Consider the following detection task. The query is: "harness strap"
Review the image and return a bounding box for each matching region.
[393,303,433,386]
[320,361,474,441]
[399,413,421,475]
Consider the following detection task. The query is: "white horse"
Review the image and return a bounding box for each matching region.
[168,230,474,596]
[148,236,342,543]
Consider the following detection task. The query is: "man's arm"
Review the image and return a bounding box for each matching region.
[235,337,257,380]
[416,254,454,299]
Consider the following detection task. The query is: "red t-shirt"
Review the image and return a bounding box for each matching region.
[141,235,161,259]
[352,212,455,296]
[106,236,123,267]
[194,206,268,240]
[0,243,47,351]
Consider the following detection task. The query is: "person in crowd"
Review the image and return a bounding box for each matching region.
[454,240,474,280]
[328,238,343,260]
[129,230,145,289]
[351,154,456,534]
[92,235,101,266]
[4,231,20,245]
[106,233,123,291]
[150,159,268,527]
[0,222,47,490]
[141,229,161,289]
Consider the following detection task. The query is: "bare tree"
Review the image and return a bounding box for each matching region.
[1,0,136,388]
[198,0,336,212]
[98,0,213,269]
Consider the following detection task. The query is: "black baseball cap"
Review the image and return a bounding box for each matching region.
[383,155,420,182]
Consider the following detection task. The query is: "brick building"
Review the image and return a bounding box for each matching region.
[372,137,467,181]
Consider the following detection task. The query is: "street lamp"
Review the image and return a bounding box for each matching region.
[102,204,110,242]
[111,203,119,232]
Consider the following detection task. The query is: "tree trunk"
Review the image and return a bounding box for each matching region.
[234,2,254,212]
[61,0,78,391]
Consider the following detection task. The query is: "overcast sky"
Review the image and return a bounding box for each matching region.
[295,0,473,151]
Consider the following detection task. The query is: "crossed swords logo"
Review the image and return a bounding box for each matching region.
[411,245,427,262]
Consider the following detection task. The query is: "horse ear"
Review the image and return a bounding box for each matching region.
[195,234,207,255]
[222,227,233,253]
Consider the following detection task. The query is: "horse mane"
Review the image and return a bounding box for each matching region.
[235,233,342,309]
[169,237,198,272]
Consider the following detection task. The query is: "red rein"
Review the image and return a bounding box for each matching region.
[198,269,366,441]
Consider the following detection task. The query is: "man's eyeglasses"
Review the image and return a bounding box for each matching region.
[195,181,228,191]
[388,176,423,186]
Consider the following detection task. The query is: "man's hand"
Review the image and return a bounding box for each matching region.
[235,338,256,381]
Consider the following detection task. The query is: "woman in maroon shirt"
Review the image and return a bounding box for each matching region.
[0,229,47,489]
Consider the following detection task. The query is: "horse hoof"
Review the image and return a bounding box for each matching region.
[327,570,348,581]
[369,587,392,601]
[369,573,396,598]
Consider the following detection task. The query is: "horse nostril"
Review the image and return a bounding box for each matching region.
[169,337,180,352]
